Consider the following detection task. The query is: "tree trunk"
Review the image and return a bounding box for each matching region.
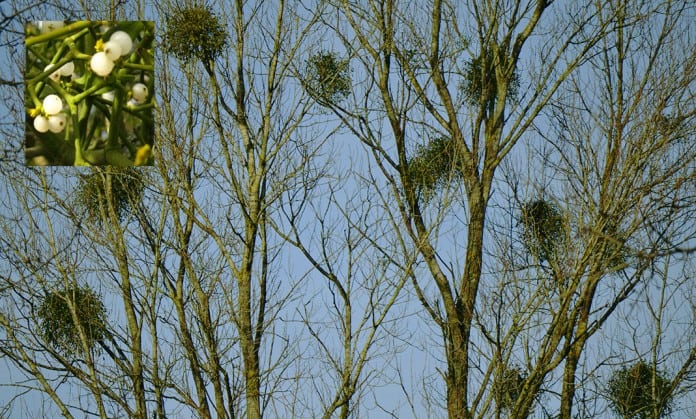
[446,188,487,419]
[240,320,261,419]
[240,213,262,419]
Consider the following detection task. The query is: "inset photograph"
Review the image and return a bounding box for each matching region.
[25,21,154,166]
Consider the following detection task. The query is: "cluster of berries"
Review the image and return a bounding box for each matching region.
[90,31,133,76]
[33,94,66,133]
[31,23,150,134]
[27,21,154,165]
[32,21,70,134]
[100,82,149,107]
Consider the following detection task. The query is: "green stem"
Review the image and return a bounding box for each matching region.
[71,79,108,104]
[27,83,43,109]
[100,87,134,166]
[121,63,154,72]
[74,137,89,166]
[26,21,100,47]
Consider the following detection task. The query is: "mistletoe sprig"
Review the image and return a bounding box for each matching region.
[25,21,155,166]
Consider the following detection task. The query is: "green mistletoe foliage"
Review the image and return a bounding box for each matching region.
[38,284,110,355]
[164,3,228,62]
[520,199,566,263]
[607,360,674,419]
[460,48,520,111]
[75,167,146,224]
[407,136,462,200]
[304,51,352,106]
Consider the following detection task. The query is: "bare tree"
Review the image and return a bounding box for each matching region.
[2,0,693,418]
[529,1,696,416]
[277,162,419,417]
[2,0,325,418]
[316,0,615,417]
[485,0,695,417]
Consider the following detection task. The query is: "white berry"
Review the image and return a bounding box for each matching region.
[90,52,115,77]
[33,115,49,133]
[103,41,122,61]
[44,64,60,81]
[132,83,148,103]
[109,31,132,56]
[59,61,74,76]
[42,94,63,115]
[48,113,67,133]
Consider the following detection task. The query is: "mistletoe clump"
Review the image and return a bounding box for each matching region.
[461,48,520,110]
[407,136,462,200]
[75,167,146,224]
[304,51,352,106]
[164,3,228,62]
[38,284,110,355]
[606,360,674,419]
[520,199,566,263]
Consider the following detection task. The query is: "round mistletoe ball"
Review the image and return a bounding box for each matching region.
[164,5,227,61]
[101,91,115,102]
